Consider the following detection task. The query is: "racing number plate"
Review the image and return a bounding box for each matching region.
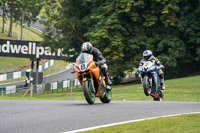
[80,63,86,71]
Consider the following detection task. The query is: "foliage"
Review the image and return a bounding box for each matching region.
[42,0,200,81]
[2,0,43,38]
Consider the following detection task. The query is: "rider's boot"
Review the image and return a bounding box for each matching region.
[101,68,112,85]
[105,76,112,85]
[102,69,112,91]
[105,78,112,92]
[160,78,165,90]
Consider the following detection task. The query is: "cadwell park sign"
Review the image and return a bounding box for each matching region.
[0,39,70,60]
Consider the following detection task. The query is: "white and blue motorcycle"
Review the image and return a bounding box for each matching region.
[138,61,164,101]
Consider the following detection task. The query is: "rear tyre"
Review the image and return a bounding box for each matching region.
[153,96,163,101]
[100,90,112,103]
[82,80,95,104]
[153,90,164,101]
[143,76,151,96]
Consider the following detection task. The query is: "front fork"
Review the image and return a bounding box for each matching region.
[89,73,95,93]
[150,72,161,98]
[88,79,95,93]
[81,73,96,93]
[153,72,160,93]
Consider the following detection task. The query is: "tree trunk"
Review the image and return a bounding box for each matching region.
[8,0,14,37]
[2,4,5,33]
[20,9,25,40]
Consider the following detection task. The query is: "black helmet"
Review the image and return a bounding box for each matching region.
[81,42,93,53]
[143,50,152,61]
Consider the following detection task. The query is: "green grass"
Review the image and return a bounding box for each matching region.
[1,85,83,100]
[43,60,69,76]
[0,77,26,84]
[112,75,200,102]
[1,75,200,102]
[0,16,42,71]
[0,32,16,39]
[0,17,42,41]
[0,57,30,70]
[24,25,42,36]
[80,114,200,133]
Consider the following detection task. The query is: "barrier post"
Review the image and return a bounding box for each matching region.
[22,83,32,98]
[30,83,33,97]
[70,80,72,100]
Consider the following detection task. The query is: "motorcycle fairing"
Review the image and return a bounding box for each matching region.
[74,53,106,97]
[150,71,161,98]
[138,60,161,99]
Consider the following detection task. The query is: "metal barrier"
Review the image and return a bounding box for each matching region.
[0,79,80,97]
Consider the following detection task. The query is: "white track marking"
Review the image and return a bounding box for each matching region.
[62,112,200,133]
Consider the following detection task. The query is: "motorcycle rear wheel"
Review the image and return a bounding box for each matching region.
[143,76,151,96]
[100,90,112,103]
[82,80,95,105]
[153,90,164,101]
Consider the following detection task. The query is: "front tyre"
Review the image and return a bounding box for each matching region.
[100,90,112,103]
[82,80,95,104]
[143,76,151,96]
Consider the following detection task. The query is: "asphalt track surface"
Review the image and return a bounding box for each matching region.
[0,100,200,133]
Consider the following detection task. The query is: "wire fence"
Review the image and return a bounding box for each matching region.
[0,64,78,97]
[0,79,80,98]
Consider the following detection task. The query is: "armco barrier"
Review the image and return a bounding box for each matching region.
[44,79,80,90]
[6,85,16,94]
[0,79,80,96]
[0,60,56,81]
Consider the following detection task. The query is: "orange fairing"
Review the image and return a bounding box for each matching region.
[92,68,100,81]
[74,53,96,83]
[74,53,105,97]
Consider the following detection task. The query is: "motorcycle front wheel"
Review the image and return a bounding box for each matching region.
[143,76,151,96]
[82,79,95,104]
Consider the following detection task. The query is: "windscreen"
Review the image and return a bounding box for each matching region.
[77,53,91,64]
[144,61,153,67]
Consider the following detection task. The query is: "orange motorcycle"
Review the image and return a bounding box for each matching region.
[73,53,112,104]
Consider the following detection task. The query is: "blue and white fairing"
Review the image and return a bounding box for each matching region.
[138,61,161,95]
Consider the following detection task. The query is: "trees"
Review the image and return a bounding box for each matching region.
[5,0,43,38]
[17,0,43,40]
[7,0,19,37]
[0,0,8,33]
[42,0,200,80]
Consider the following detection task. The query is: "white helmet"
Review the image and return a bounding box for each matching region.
[81,42,93,53]
[143,50,152,60]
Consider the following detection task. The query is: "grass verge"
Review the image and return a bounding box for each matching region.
[0,17,42,41]
[1,75,200,102]
[80,114,200,133]
[0,57,30,70]
[43,60,69,76]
